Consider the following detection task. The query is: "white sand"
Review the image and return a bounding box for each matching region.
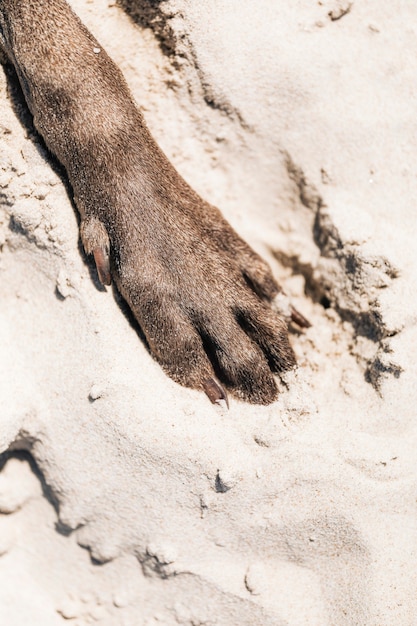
[0,0,416,623]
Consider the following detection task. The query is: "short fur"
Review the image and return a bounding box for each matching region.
[0,0,297,404]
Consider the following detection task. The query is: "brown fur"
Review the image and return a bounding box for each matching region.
[0,0,297,404]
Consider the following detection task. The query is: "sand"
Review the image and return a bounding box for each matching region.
[0,0,416,624]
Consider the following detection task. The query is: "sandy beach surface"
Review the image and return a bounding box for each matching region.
[1,1,416,624]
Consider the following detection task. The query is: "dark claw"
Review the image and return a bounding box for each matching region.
[202,378,229,409]
[93,247,111,286]
[290,306,311,329]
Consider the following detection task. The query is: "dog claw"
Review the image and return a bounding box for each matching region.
[290,306,311,328]
[202,378,229,409]
[93,247,111,286]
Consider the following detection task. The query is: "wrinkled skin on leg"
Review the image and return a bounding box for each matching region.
[0,0,304,404]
